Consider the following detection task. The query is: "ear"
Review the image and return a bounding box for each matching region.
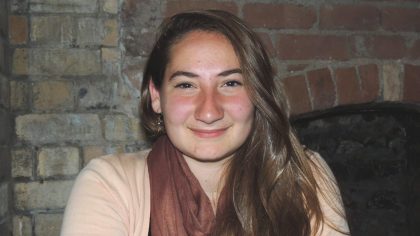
[149,80,162,114]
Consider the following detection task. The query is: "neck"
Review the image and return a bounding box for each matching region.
[183,155,231,210]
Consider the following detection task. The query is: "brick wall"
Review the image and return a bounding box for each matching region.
[122,0,420,118]
[0,0,12,234]
[284,63,420,115]
[3,0,420,235]
[8,0,142,235]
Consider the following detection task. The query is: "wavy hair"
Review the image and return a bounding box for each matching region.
[140,10,347,236]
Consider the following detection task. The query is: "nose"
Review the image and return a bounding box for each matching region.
[194,89,224,124]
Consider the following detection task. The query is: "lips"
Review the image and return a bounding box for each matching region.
[189,127,228,138]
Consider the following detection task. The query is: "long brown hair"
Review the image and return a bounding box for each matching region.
[140,10,347,236]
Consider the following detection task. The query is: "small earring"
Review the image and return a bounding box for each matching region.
[156,114,164,133]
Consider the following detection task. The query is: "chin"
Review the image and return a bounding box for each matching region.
[185,149,235,163]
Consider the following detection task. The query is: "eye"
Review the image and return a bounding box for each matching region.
[175,82,194,89]
[223,80,243,87]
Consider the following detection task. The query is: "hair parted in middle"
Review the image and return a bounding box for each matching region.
[140,9,346,236]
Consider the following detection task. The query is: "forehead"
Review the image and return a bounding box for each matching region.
[173,30,229,45]
[167,31,239,65]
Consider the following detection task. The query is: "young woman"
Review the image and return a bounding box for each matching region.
[61,10,350,236]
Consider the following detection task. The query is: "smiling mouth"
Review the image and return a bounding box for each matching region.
[190,127,228,138]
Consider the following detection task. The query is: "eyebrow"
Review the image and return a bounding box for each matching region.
[169,68,242,80]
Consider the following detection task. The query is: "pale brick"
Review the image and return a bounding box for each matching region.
[76,17,104,46]
[103,0,118,14]
[30,0,97,13]
[102,48,120,62]
[77,79,113,110]
[33,80,73,111]
[383,63,402,101]
[104,115,140,141]
[76,17,118,47]
[29,49,100,76]
[85,145,125,163]
[35,213,63,236]
[103,19,118,46]
[10,80,29,110]
[12,148,33,178]
[0,183,8,218]
[37,147,80,177]
[102,47,121,75]
[31,15,73,45]
[105,145,125,154]
[118,87,141,117]
[83,145,105,165]
[14,180,73,210]
[16,114,102,144]
[13,215,32,236]
[9,15,28,44]
[125,143,148,153]
[12,48,28,75]
[122,60,145,91]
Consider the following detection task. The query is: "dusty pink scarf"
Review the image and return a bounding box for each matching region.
[147,135,226,236]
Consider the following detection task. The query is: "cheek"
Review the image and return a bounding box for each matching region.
[162,96,193,124]
[226,96,255,122]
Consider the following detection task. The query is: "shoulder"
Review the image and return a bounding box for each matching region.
[304,149,329,170]
[304,149,350,236]
[88,149,150,171]
[73,149,152,203]
[61,149,152,235]
[304,149,336,184]
[69,150,149,206]
[83,149,151,181]
[72,148,151,193]
[303,149,341,202]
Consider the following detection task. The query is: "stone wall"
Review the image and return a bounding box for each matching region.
[8,0,141,235]
[2,0,420,235]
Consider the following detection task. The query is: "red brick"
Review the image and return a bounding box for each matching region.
[243,3,316,29]
[9,15,28,44]
[409,39,420,59]
[277,34,351,60]
[257,32,275,58]
[283,75,312,115]
[335,67,362,105]
[165,1,238,17]
[307,68,335,110]
[358,64,379,102]
[320,4,380,30]
[366,35,406,59]
[347,35,365,57]
[287,64,308,73]
[382,7,420,32]
[403,64,420,102]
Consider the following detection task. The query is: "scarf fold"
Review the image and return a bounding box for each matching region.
[147,135,224,236]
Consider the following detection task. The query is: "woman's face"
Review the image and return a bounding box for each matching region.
[149,31,255,162]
